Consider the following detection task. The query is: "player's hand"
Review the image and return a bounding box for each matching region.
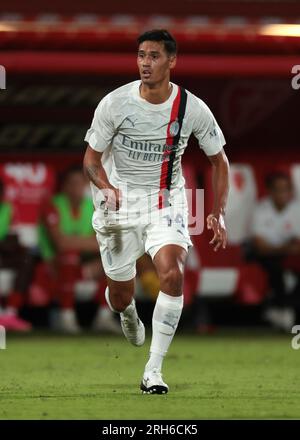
[207,213,227,252]
[102,187,122,211]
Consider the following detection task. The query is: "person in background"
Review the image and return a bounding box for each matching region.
[39,166,120,334]
[0,179,33,331]
[250,172,300,331]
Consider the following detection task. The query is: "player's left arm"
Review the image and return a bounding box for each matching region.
[207,148,230,252]
[191,95,229,252]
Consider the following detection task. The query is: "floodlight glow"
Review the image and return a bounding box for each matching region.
[260,24,300,37]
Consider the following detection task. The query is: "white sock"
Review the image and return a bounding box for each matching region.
[105,286,136,317]
[145,291,183,373]
[105,287,117,312]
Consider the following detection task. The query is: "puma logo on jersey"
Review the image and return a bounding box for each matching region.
[124,117,138,127]
[209,120,217,138]
[209,128,217,138]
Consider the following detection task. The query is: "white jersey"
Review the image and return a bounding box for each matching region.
[251,198,300,246]
[85,80,225,211]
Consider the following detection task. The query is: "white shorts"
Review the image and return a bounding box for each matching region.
[92,204,193,282]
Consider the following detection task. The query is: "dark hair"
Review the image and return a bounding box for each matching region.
[265,171,291,189]
[58,165,84,189]
[137,29,177,56]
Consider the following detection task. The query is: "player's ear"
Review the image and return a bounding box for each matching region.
[169,55,177,70]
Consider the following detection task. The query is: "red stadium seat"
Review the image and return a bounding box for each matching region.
[0,162,56,248]
[183,161,270,302]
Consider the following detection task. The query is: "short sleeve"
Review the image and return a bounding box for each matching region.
[192,97,226,156]
[84,95,115,152]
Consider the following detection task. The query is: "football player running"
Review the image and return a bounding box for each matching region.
[83,29,229,394]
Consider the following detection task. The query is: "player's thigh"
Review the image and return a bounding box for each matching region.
[95,223,143,283]
[144,208,192,265]
[152,244,188,274]
[144,220,191,293]
[152,244,188,294]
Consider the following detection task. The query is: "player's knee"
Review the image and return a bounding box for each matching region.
[159,266,184,294]
[108,286,133,312]
[109,294,132,313]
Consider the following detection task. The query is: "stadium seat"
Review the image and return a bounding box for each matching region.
[0,162,56,305]
[183,162,270,302]
[226,164,257,245]
[0,162,55,248]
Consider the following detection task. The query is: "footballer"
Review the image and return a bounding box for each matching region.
[83,29,229,394]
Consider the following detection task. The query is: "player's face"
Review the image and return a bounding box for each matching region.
[63,172,86,204]
[269,177,293,209]
[137,41,176,86]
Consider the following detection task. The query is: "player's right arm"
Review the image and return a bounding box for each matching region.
[83,146,121,210]
[83,95,121,210]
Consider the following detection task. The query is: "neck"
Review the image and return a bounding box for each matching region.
[139,77,172,104]
[272,201,286,212]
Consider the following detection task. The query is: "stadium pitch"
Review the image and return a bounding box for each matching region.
[0,331,299,419]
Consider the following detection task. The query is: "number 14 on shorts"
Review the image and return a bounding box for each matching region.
[163,213,185,228]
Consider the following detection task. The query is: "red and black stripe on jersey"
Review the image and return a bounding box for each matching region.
[158,86,187,209]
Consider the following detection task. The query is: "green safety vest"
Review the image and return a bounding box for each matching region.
[39,194,94,260]
[0,202,12,241]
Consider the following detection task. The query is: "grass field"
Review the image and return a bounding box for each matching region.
[0,330,299,419]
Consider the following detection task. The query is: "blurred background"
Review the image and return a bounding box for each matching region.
[0,0,300,335]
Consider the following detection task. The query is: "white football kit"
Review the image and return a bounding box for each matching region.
[85,80,226,281]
